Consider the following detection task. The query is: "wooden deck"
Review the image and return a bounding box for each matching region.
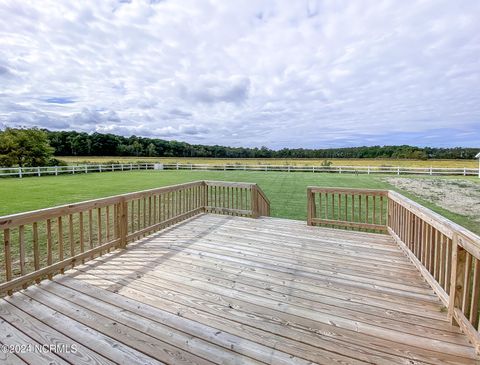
[0,213,477,365]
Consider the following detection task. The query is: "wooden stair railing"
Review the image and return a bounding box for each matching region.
[387,190,480,354]
[0,180,270,296]
[307,186,480,354]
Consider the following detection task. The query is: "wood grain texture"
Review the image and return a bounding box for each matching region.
[0,214,476,364]
[0,181,269,297]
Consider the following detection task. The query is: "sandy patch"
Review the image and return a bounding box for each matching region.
[384,177,480,222]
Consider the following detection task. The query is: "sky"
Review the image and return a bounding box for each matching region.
[0,0,479,149]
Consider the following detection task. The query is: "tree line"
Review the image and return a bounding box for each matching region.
[44,129,479,160]
[0,127,478,167]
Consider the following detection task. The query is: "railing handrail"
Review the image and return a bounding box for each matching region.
[388,190,480,254]
[307,186,388,195]
[203,180,256,188]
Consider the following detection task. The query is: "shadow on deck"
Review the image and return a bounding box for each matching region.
[1,213,476,365]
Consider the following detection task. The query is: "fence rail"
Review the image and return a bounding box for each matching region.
[0,180,270,296]
[0,162,478,178]
[0,163,153,178]
[307,186,480,354]
[165,163,479,176]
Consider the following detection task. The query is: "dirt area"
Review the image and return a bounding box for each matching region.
[385,177,480,223]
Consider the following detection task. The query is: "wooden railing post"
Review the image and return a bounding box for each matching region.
[117,198,128,249]
[448,233,466,325]
[307,188,315,226]
[202,181,208,212]
[251,185,259,218]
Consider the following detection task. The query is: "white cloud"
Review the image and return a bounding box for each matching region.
[0,0,479,148]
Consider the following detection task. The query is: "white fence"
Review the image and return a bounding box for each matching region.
[0,163,154,178]
[0,162,478,178]
[165,163,479,176]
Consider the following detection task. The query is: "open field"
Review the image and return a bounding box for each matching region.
[385,177,480,223]
[1,170,478,235]
[58,156,479,168]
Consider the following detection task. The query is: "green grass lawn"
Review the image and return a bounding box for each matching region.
[1,170,478,235]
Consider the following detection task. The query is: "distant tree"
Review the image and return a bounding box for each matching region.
[146,143,157,157]
[132,140,143,156]
[0,127,55,167]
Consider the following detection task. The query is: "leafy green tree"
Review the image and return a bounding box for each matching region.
[132,140,143,156]
[0,127,55,167]
[146,143,157,157]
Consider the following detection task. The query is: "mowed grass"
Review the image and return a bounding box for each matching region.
[59,156,479,168]
[1,170,478,234]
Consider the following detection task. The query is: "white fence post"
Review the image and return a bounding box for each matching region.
[463,167,466,176]
[55,166,58,176]
[72,166,75,174]
[18,167,22,178]
[130,163,133,170]
[37,167,41,177]
[99,165,102,172]
[367,166,370,174]
[430,167,433,176]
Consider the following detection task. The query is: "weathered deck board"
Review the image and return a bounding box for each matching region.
[0,214,477,364]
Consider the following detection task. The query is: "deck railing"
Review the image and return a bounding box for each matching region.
[307,186,480,354]
[388,191,480,354]
[0,180,270,296]
[307,187,388,232]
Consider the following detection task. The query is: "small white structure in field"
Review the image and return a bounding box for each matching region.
[476,152,480,177]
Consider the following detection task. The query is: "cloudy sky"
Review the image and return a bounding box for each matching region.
[1,0,479,148]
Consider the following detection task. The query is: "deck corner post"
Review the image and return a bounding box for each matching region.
[448,233,466,326]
